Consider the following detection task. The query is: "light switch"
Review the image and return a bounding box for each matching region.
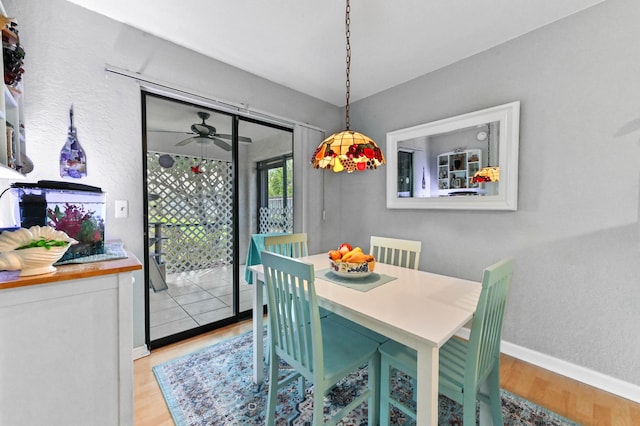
[115,200,128,218]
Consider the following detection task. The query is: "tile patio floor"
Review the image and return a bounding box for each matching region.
[149,264,259,341]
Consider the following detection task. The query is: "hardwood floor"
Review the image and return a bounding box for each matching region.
[499,355,640,425]
[134,319,639,425]
[134,320,253,426]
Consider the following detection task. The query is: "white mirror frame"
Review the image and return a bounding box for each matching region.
[386,101,520,210]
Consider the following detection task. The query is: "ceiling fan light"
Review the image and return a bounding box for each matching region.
[176,111,249,148]
[191,123,215,135]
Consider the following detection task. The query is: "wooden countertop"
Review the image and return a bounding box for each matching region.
[0,249,142,291]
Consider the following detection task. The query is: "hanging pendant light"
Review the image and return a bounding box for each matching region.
[311,0,385,173]
[472,124,500,183]
[472,166,499,183]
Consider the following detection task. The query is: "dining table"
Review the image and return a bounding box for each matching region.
[249,252,481,426]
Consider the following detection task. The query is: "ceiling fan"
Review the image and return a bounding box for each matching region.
[154,111,252,151]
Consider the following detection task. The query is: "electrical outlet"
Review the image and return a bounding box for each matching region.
[115,200,128,218]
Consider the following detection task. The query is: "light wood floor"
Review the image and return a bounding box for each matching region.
[134,319,640,425]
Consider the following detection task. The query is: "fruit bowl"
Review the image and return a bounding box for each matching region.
[329,258,376,279]
[328,244,376,279]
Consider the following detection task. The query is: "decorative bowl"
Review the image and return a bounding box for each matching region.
[0,226,78,276]
[329,259,376,279]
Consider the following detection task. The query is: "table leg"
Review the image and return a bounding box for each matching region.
[415,342,439,425]
[252,271,264,384]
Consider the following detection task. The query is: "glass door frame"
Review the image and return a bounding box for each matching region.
[142,92,293,349]
[257,154,293,233]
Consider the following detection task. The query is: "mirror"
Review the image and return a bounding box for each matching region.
[386,101,520,210]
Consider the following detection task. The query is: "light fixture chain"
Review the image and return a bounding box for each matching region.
[310,0,385,173]
[345,0,351,130]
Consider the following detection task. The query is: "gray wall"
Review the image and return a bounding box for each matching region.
[6,0,341,348]
[341,0,640,385]
[6,0,638,388]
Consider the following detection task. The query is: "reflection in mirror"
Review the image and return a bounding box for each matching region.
[397,121,499,198]
[386,101,519,210]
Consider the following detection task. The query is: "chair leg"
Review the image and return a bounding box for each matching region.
[265,354,279,426]
[297,376,305,399]
[463,391,477,426]
[265,340,270,366]
[313,385,325,426]
[368,352,380,426]
[379,354,391,426]
[487,367,503,425]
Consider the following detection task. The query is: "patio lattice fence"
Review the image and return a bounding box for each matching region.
[147,152,233,274]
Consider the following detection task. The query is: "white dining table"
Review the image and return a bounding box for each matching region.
[250,253,481,426]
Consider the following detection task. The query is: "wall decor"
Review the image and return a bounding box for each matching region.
[386,101,520,210]
[60,105,87,178]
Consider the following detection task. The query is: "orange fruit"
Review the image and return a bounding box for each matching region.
[328,250,342,260]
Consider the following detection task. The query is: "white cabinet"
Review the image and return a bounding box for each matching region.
[437,149,482,195]
[0,0,26,174]
[0,271,135,426]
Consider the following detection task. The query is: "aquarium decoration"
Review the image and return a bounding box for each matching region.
[47,203,104,262]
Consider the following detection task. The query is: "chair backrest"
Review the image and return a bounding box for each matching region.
[264,233,309,258]
[466,258,513,392]
[370,236,422,269]
[261,251,322,382]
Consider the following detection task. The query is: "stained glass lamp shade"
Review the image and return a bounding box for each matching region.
[310,0,384,173]
[472,166,500,183]
[311,130,385,173]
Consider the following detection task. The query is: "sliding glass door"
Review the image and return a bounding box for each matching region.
[143,92,293,348]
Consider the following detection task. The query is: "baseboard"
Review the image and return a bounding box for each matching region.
[133,344,150,360]
[455,328,640,403]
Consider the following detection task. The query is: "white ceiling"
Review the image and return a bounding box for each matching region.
[65,0,605,107]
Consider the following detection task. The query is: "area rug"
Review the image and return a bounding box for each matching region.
[153,330,580,425]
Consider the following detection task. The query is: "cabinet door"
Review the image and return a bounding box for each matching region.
[0,274,134,425]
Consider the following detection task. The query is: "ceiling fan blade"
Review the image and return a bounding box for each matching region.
[149,130,195,134]
[214,133,253,143]
[213,138,232,151]
[615,117,640,136]
[176,137,197,146]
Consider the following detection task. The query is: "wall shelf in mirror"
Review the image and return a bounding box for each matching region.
[386,101,520,210]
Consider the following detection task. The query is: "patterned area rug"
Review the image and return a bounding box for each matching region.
[153,330,580,425]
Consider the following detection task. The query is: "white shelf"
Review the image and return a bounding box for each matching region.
[437,149,482,195]
[0,0,26,174]
[3,84,17,108]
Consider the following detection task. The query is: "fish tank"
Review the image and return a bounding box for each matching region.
[9,184,106,263]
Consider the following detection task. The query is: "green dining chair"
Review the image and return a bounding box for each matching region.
[370,236,422,270]
[265,233,332,315]
[263,233,315,366]
[261,251,381,426]
[264,233,308,258]
[378,258,513,425]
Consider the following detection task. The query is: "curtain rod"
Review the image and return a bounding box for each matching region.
[104,65,324,132]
